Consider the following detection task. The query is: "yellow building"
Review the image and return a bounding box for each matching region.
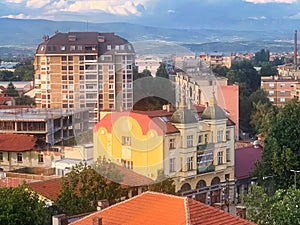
[94,95,235,204]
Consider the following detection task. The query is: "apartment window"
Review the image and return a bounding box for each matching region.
[218,151,223,165]
[280,83,285,87]
[78,45,83,51]
[169,158,175,173]
[115,45,119,50]
[68,56,73,61]
[269,90,274,95]
[17,153,23,163]
[204,134,208,144]
[280,97,285,102]
[0,152,3,161]
[280,91,285,95]
[122,136,131,146]
[70,45,75,51]
[109,84,114,90]
[127,64,132,70]
[79,66,84,70]
[79,56,84,61]
[226,130,230,141]
[217,130,223,142]
[187,157,193,171]
[109,65,114,70]
[169,138,175,149]
[187,135,193,147]
[197,152,213,166]
[198,135,202,144]
[269,97,274,102]
[107,45,112,50]
[109,94,114,99]
[60,45,65,51]
[121,159,133,170]
[269,83,274,88]
[62,85,68,89]
[62,66,67,70]
[226,148,230,162]
[61,56,67,61]
[38,154,44,163]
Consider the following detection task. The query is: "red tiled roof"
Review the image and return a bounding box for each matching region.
[235,145,263,179]
[28,178,62,201]
[0,177,34,188]
[71,192,256,225]
[0,133,36,151]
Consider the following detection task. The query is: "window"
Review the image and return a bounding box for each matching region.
[60,45,65,51]
[204,134,208,144]
[280,91,285,95]
[17,153,23,163]
[78,45,83,51]
[38,154,44,163]
[187,157,193,171]
[197,152,213,166]
[109,65,114,70]
[269,83,274,88]
[121,159,133,170]
[217,130,223,142]
[68,56,73,61]
[109,84,114,90]
[61,56,67,61]
[187,135,193,147]
[0,152,3,161]
[280,97,285,102]
[107,45,111,50]
[198,135,202,144]
[169,138,175,149]
[280,83,285,87]
[226,148,230,162]
[226,130,230,141]
[218,151,223,165]
[169,158,175,173]
[122,136,131,146]
[269,97,274,102]
[70,45,75,51]
[79,55,84,61]
[269,90,274,95]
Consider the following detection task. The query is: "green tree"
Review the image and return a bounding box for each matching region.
[243,185,300,225]
[253,99,300,190]
[254,49,270,63]
[6,82,19,97]
[212,65,229,77]
[156,62,169,79]
[14,64,34,81]
[15,93,35,105]
[148,169,176,195]
[0,184,53,225]
[260,63,278,76]
[55,160,125,216]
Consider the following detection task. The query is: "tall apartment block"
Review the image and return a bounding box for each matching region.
[34,32,135,126]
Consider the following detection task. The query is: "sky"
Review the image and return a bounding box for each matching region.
[1,0,300,28]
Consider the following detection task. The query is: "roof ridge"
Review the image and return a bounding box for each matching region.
[184,197,191,225]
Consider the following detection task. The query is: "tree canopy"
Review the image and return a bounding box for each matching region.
[148,169,176,195]
[243,185,300,225]
[55,159,125,216]
[6,82,19,97]
[0,184,53,225]
[156,62,169,79]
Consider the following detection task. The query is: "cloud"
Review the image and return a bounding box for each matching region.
[167,9,175,13]
[248,16,267,19]
[290,12,300,18]
[4,0,25,3]
[25,0,51,8]
[244,0,297,3]
[1,13,30,19]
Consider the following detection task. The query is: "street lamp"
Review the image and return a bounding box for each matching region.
[290,170,300,188]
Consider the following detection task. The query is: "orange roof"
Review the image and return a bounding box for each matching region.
[0,133,36,151]
[71,192,256,225]
[28,178,62,201]
[0,177,34,188]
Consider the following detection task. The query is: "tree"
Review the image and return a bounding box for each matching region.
[0,184,53,225]
[15,93,35,105]
[212,65,229,77]
[6,82,19,97]
[243,185,300,225]
[55,159,125,216]
[254,49,270,63]
[260,63,278,76]
[253,99,300,190]
[14,64,34,81]
[156,62,169,79]
[148,169,176,195]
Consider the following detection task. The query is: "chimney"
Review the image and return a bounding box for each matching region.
[97,199,109,211]
[294,30,298,66]
[43,35,49,42]
[236,206,246,219]
[93,217,102,225]
[52,214,68,225]
[68,34,76,41]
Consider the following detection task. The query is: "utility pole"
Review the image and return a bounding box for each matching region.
[290,170,300,188]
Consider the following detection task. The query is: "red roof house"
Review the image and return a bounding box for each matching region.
[70,191,256,225]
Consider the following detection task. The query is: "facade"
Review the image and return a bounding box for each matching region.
[175,73,239,139]
[261,76,297,107]
[0,133,61,171]
[94,95,235,205]
[69,191,255,225]
[135,55,162,77]
[34,32,135,126]
[0,108,89,145]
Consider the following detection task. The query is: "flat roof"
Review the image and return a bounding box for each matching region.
[0,108,90,121]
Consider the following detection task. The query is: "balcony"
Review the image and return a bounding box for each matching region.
[197,164,215,174]
[197,143,214,151]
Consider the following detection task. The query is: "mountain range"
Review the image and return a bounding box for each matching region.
[0,18,298,54]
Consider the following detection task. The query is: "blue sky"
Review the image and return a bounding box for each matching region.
[1,0,300,28]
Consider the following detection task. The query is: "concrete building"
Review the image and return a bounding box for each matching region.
[94,94,235,205]
[261,76,297,107]
[0,108,89,145]
[34,32,135,127]
[135,55,162,77]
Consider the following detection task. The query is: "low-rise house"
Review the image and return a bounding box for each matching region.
[69,191,256,225]
[0,133,61,171]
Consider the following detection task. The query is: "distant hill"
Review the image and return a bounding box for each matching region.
[0,18,297,54]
